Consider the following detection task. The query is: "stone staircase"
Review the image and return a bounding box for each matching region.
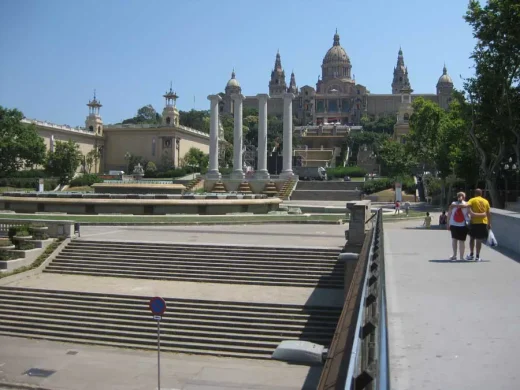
[0,287,341,359]
[43,240,343,288]
[184,176,204,192]
[290,181,363,201]
[277,179,297,200]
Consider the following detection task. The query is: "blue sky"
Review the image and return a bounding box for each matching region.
[0,0,478,127]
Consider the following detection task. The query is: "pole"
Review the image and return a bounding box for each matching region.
[157,319,161,390]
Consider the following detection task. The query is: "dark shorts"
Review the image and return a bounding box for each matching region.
[469,223,489,240]
[450,225,468,241]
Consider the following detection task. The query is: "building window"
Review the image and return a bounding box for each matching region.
[399,77,403,82]
[404,113,410,122]
[152,138,156,156]
[89,125,94,131]
[166,117,171,125]
[97,126,101,133]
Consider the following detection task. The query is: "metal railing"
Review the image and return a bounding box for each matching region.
[317,208,389,390]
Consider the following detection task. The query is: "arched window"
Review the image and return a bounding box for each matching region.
[399,77,403,82]
[89,125,94,132]
[404,113,410,122]
[166,117,171,125]
[97,126,101,133]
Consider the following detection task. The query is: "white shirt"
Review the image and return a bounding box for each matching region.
[449,201,469,227]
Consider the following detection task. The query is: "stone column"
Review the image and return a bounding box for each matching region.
[206,95,222,179]
[280,92,295,178]
[255,94,270,179]
[231,93,245,179]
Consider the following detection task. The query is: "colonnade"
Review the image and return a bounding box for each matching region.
[206,93,295,180]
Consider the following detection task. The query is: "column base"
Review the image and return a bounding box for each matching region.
[230,170,245,180]
[279,170,294,179]
[254,170,270,180]
[205,170,221,180]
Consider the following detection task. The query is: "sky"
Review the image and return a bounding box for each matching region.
[0,0,479,127]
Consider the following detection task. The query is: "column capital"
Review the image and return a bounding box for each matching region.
[283,92,295,100]
[207,94,222,102]
[256,93,270,101]
[231,93,245,101]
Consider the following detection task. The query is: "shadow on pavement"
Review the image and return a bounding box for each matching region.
[487,245,520,263]
[405,226,446,230]
[429,259,491,263]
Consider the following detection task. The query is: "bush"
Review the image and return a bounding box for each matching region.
[363,178,393,194]
[0,169,49,179]
[145,161,157,174]
[326,166,367,179]
[8,225,30,240]
[146,168,188,179]
[69,174,103,187]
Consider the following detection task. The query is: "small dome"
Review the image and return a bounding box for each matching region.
[437,65,453,85]
[226,70,240,88]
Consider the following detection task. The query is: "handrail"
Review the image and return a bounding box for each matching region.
[316,208,389,390]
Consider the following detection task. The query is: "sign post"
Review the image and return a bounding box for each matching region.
[149,297,166,390]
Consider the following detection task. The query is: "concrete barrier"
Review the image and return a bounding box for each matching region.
[490,208,520,256]
[0,219,75,238]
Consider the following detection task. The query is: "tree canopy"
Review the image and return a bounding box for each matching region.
[122,105,162,125]
[0,106,46,176]
[44,139,83,184]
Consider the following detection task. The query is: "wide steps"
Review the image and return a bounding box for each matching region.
[44,240,344,288]
[290,190,362,201]
[0,287,341,359]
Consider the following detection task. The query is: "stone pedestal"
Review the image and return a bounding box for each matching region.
[346,200,372,245]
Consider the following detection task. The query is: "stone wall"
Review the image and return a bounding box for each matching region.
[490,208,520,256]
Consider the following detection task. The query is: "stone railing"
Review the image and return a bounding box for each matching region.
[104,123,209,138]
[22,119,95,135]
[490,208,520,255]
[0,218,75,238]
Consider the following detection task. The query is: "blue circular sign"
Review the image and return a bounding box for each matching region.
[149,297,166,316]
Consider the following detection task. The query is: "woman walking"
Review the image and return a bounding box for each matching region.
[447,192,470,261]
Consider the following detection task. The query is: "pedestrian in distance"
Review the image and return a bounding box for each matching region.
[423,212,432,228]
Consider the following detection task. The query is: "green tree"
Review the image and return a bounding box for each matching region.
[406,97,446,174]
[122,105,162,125]
[45,139,83,184]
[378,139,415,177]
[465,0,520,166]
[0,106,46,176]
[179,110,210,133]
[145,161,157,174]
[85,148,101,174]
[360,114,397,134]
[183,147,208,171]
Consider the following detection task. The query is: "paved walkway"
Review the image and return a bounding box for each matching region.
[385,218,520,390]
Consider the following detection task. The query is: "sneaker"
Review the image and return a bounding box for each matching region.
[475,256,482,262]
[465,254,474,261]
[449,255,457,261]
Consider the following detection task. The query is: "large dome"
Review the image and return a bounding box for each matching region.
[322,31,350,65]
[226,70,240,88]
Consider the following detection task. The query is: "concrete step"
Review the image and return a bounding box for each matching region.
[0,287,341,359]
[290,190,362,201]
[69,240,339,256]
[45,241,344,288]
[296,181,363,191]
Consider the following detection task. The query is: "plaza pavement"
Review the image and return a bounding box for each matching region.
[385,217,520,390]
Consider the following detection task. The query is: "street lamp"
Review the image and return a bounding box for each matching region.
[501,156,519,207]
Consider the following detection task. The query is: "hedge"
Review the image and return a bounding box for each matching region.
[0,177,58,191]
[362,176,417,195]
[326,166,367,179]
[69,174,103,187]
[0,170,50,179]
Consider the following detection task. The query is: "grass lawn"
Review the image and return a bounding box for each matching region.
[0,213,347,224]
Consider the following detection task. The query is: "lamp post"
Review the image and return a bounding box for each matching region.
[500,156,519,208]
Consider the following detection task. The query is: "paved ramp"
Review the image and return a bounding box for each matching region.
[385,219,520,390]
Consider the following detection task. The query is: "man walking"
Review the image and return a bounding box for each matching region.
[451,188,491,261]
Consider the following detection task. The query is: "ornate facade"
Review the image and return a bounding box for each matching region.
[220,30,454,130]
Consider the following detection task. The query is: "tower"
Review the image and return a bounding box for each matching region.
[162,82,179,126]
[288,71,298,94]
[269,51,287,96]
[85,91,103,135]
[436,64,454,110]
[393,85,414,143]
[391,48,411,94]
